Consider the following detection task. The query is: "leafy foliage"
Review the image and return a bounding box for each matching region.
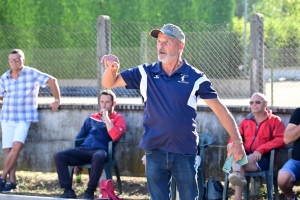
[0,0,236,47]
[0,0,299,77]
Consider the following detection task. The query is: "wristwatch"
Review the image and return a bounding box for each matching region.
[54,98,60,102]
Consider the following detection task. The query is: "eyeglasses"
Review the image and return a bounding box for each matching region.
[8,58,21,63]
[249,100,265,105]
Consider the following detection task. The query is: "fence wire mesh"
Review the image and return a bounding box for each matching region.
[112,22,251,100]
[0,22,98,97]
[264,18,300,107]
[0,18,299,107]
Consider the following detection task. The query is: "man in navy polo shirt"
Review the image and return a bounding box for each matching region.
[101,23,245,200]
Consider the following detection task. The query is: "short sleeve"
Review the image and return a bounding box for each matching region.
[197,80,218,99]
[120,66,142,89]
[31,68,51,86]
[289,108,300,125]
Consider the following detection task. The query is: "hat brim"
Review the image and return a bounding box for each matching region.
[150,29,176,39]
[150,29,161,38]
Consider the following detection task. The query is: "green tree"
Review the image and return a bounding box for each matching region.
[235,0,260,19]
[207,0,235,24]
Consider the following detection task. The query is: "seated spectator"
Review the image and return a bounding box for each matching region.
[278,108,300,200]
[227,93,285,200]
[54,90,126,199]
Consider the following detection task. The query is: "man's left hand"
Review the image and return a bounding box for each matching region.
[227,143,246,162]
[50,101,60,111]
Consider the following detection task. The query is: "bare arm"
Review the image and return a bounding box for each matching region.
[46,77,61,111]
[0,96,3,101]
[284,123,300,144]
[101,54,126,88]
[204,98,245,161]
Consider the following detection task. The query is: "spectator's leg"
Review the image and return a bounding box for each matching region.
[1,121,30,183]
[0,142,24,193]
[278,159,300,200]
[171,153,198,200]
[1,142,23,180]
[6,148,17,184]
[87,149,107,192]
[54,148,92,189]
[146,149,171,200]
[278,170,295,200]
[231,164,244,200]
[231,154,260,200]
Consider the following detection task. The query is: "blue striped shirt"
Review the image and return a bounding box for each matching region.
[0,66,50,122]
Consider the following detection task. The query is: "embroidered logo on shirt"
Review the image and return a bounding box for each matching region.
[154,74,160,79]
[178,74,189,84]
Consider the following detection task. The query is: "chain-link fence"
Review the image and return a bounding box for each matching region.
[264,17,300,107]
[0,15,299,107]
[0,22,98,97]
[111,22,249,100]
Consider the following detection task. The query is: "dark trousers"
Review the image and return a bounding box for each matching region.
[54,147,107,192]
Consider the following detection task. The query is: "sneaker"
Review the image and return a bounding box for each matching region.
[2,182,17,193]
[59,188,77,199]
[83,190,94,200]
[0,179,6,192]
[228,171,247,186]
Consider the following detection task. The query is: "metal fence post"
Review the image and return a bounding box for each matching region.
[250,13,264,95]
[97,15,111,104]
[249,13,265,196]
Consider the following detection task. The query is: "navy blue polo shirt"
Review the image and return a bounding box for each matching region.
[120,60,218,155]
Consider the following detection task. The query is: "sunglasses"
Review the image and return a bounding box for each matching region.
[249,100,265,105]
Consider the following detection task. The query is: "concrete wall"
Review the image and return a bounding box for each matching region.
[0,103,295,180]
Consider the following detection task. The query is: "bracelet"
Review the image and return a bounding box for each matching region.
[54,98,60,102]
[233,141,243,145]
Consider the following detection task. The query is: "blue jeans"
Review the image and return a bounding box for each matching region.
[145,149,198,200]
